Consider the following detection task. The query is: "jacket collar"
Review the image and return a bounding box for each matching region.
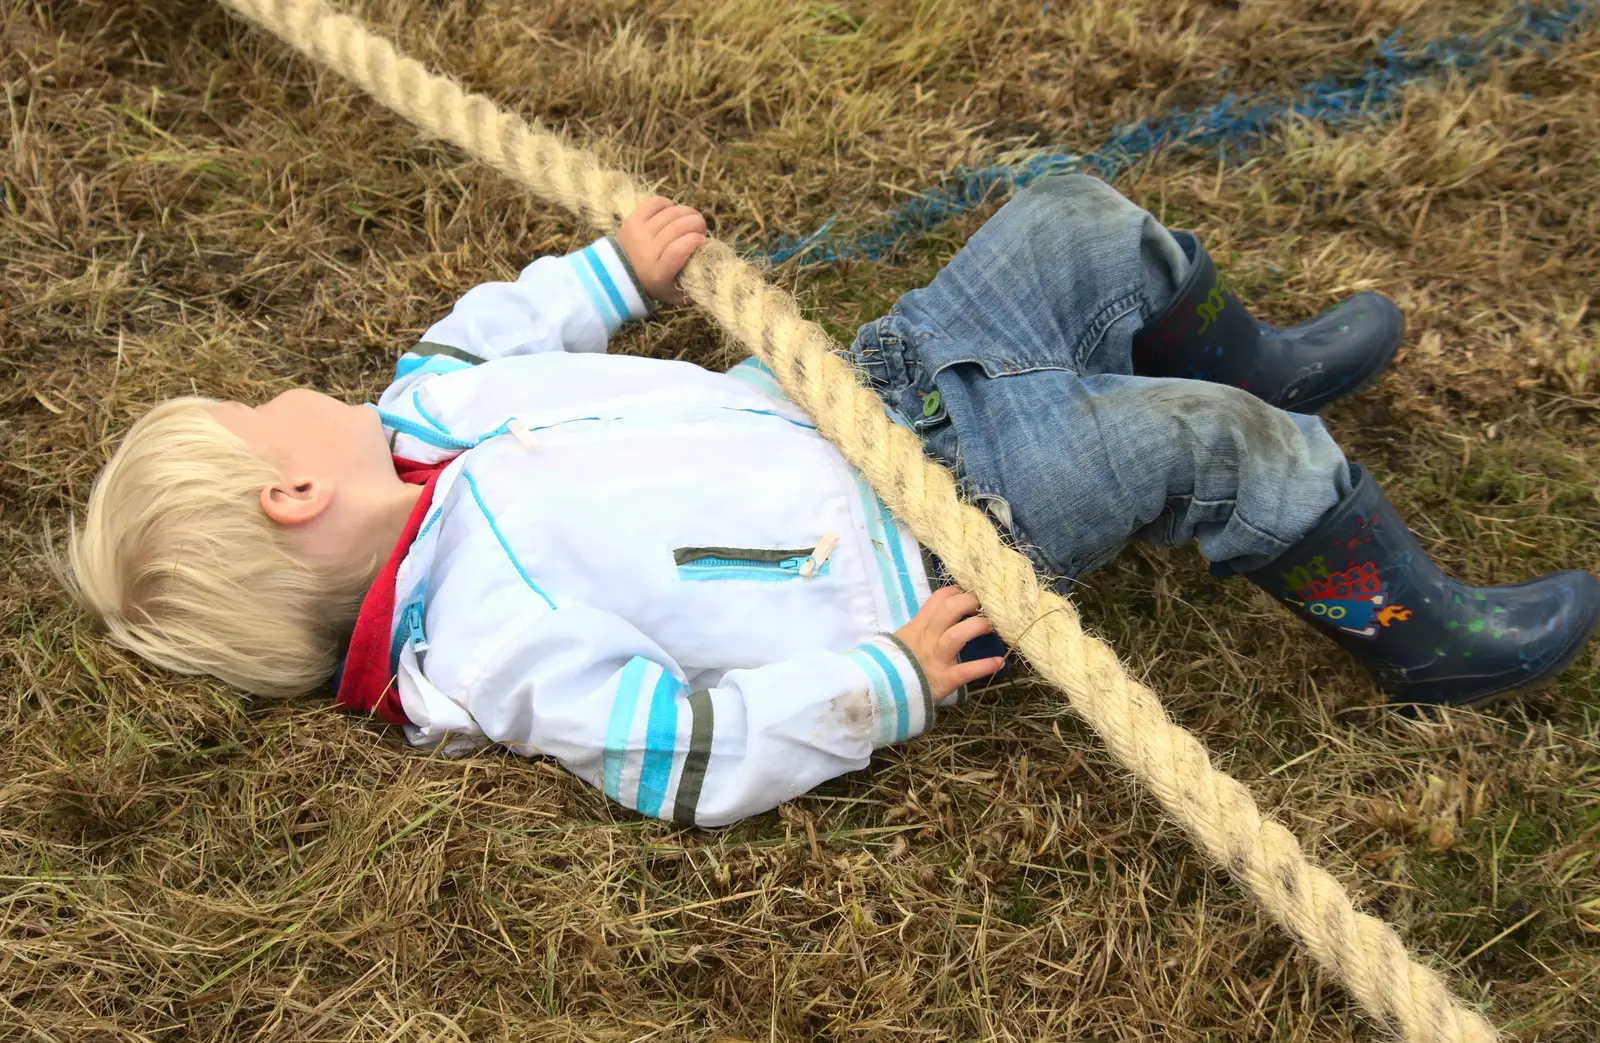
[331,456,450,724]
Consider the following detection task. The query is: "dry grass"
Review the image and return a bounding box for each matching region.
[4,0,1599,1039]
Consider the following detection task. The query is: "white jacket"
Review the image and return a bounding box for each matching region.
[335,237,939,827]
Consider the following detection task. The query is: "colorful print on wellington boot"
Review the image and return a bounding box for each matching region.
[1278,555,1411,639]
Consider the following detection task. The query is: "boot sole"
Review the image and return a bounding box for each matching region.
[1388,590,1600,713]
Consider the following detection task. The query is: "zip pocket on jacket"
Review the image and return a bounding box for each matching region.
[674,540,834,582]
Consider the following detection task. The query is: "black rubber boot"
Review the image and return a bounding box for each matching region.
[1132,232,1404,414]
[1243,465,1600,708]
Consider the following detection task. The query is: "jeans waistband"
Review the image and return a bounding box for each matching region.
[850,314,921,393]
[850,312,955,440]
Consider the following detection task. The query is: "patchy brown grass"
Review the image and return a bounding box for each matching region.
[3,0,1598,1040]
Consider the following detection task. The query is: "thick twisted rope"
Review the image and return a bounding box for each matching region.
[211,2,1496,1040]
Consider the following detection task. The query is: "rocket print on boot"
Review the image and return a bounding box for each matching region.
[1280,557,1411,639]
[1245,464,1600,707]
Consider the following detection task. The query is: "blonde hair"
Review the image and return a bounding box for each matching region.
[64,397,372,697]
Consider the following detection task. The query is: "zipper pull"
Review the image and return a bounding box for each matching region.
[407,602,429,652]
[799,531,839,578]
[506,417,536,450]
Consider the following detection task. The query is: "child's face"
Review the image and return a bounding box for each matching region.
[210,389,392,484]
[208,389,419,571]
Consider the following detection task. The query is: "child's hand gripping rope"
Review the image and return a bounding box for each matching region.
[894,586,1007,703]
[615,196,708,305]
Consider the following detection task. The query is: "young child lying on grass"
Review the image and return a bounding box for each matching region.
[68,175,1600,827]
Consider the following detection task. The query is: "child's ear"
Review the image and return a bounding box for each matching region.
[260,477,334,527]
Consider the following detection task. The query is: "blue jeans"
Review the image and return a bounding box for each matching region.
[849,174,1353,587]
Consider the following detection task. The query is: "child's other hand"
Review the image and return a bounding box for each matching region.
[894,586,1006,704]
[617,195,708,305]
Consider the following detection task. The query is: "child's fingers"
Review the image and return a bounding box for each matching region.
[628,195,677,226]
[928,585,978,609]
[940,613,994,654]
[926,590,981,629]
[645,203,702,236]
[653,212,709,250]
[951,657,1007,687]
[658,232,707,277]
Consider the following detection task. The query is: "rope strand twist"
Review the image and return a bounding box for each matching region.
[214,2,1496,1040]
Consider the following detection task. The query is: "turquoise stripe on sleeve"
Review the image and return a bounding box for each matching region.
[582,246,632,324]
[727,359,785,400]
[860,643,911,742]
[428,354,473,375]
[569,253,621,332]
[875,498,922,620]
[635,670,682,817]
[395,353,473,383]
[603,657,650,801]
[854,475,907,626]
[884,631,933,724]
[844,648,896,747]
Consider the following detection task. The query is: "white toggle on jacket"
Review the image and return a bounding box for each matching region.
[334,237,938,827]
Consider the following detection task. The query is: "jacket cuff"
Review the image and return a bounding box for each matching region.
[605,235,655,310]
[845,634,934,749]
[563,238,651,335]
